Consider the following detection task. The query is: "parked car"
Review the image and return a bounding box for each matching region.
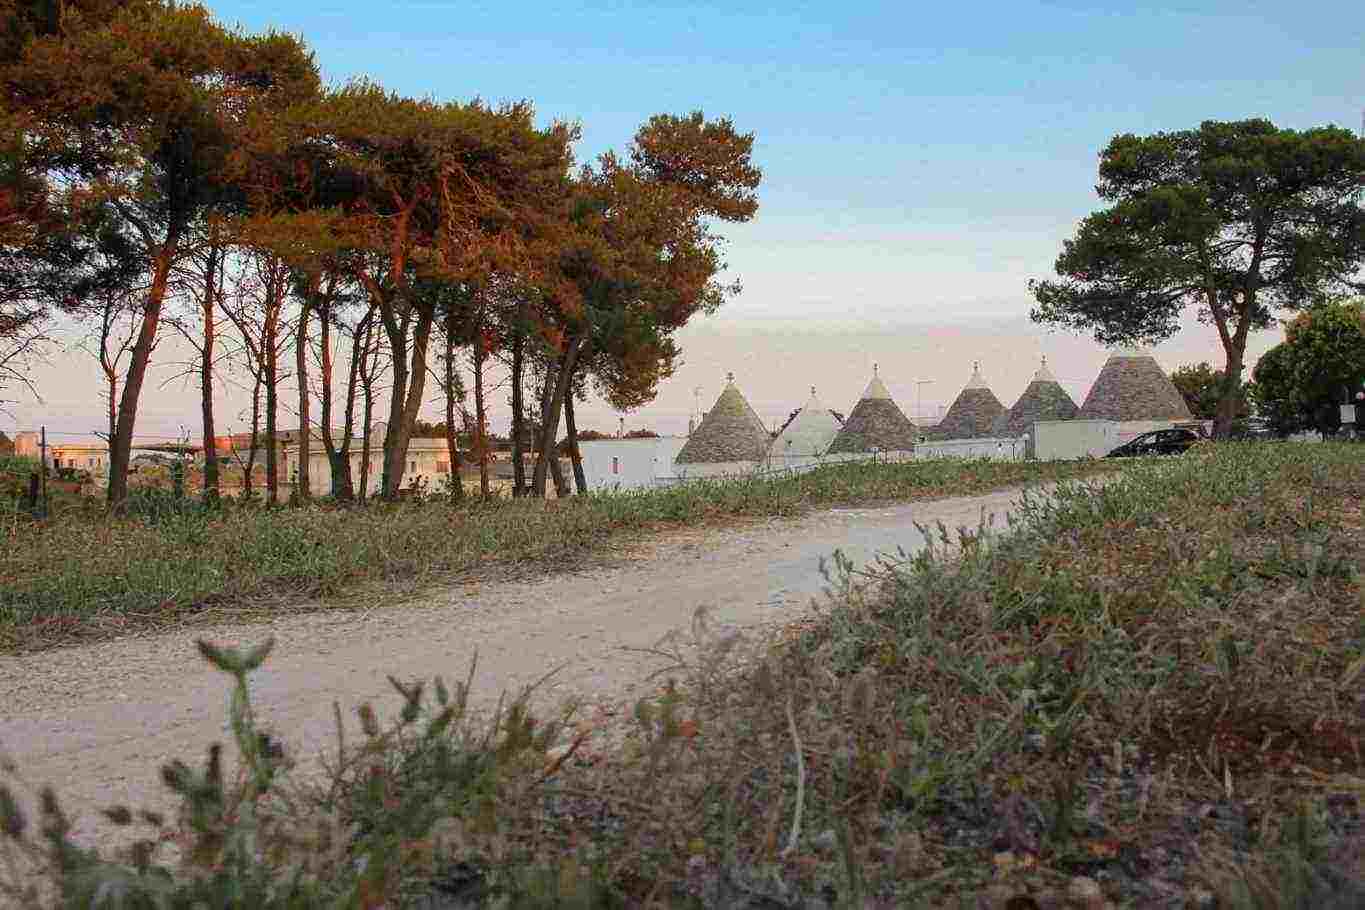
[1105,427,1203,458]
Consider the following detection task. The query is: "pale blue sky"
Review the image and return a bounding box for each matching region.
[10,1,1364,438]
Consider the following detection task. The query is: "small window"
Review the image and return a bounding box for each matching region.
[410,460,416,472]
[611,456,620,475]
[68,458,75,468]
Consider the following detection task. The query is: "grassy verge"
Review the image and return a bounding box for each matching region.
[0,457,1112,653]
[3,442,1360,908]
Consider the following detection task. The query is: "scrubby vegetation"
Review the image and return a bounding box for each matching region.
[2,442,1360,908]
[0,457,1112,652]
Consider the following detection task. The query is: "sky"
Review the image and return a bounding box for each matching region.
[7,0,1364,441]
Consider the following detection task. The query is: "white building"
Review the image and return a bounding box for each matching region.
[282,433,457,497]
[673,373,774,480]
[574,436,689,491]
[769,387,842,466]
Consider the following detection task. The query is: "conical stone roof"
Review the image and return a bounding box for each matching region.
[933,361,1006,439]
[1077,349,1192,422]
[995,356,1079,436]
[771,387,842,457]
[676,373,772,463]
[828,366,918,453]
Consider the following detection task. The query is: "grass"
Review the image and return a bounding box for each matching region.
[0,457,1113,653]
[3,442,1360,907]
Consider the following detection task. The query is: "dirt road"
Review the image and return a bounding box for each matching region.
[1,483,1053,849]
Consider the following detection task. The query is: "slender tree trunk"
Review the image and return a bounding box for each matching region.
[244,370,261,500]
[264,276,281,506]
[548,449,568,497]
[379,307,410,499]
[318,298,339,497]
[564,389,587,494]
[381,306,435,500]
[532,356,558,498]
[357,318,377,503]
[473,333,490,497]
[97,300,121,460]
[294,298,311,502]
[510,324,526,497]
[337,309,370,501]
[443,309,464,501]
[107,234,179,507]
[200,242,220,503]
[105,372,116,448]
[532,332,587,497]
[319,294,362,501]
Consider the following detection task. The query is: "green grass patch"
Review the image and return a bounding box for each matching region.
[0,457,1112,653]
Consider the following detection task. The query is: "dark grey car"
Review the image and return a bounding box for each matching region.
[1105,427,1202,458]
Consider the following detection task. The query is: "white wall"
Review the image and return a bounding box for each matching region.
[913,437,1026,461]
[1033,420,1116,460]
[669,459,771,481]
[765,451,902,471]
[577,437,687,491]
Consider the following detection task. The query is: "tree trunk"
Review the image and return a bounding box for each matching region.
[531,351,559,498]
[294,297,311,502]
[357,318,377,504]
[1214,350,1247,439]
[531,332,586,497]
[318,297,341,498]
[107,235,178,507]
[564,389,587,495]
[243,370,261,500]
[510,324,526,497]
[1213,308,1254,440]
[264,274,281,507]
[200,243,220,504]
[378,306,410,499]
[548,452,568,497]
[105,370,116,450]
[443,306,466,501]
[381,306,435,500]
[474,333,490,497]
[320,293,363,502]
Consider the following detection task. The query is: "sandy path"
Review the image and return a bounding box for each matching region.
[0,482,1050,849]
